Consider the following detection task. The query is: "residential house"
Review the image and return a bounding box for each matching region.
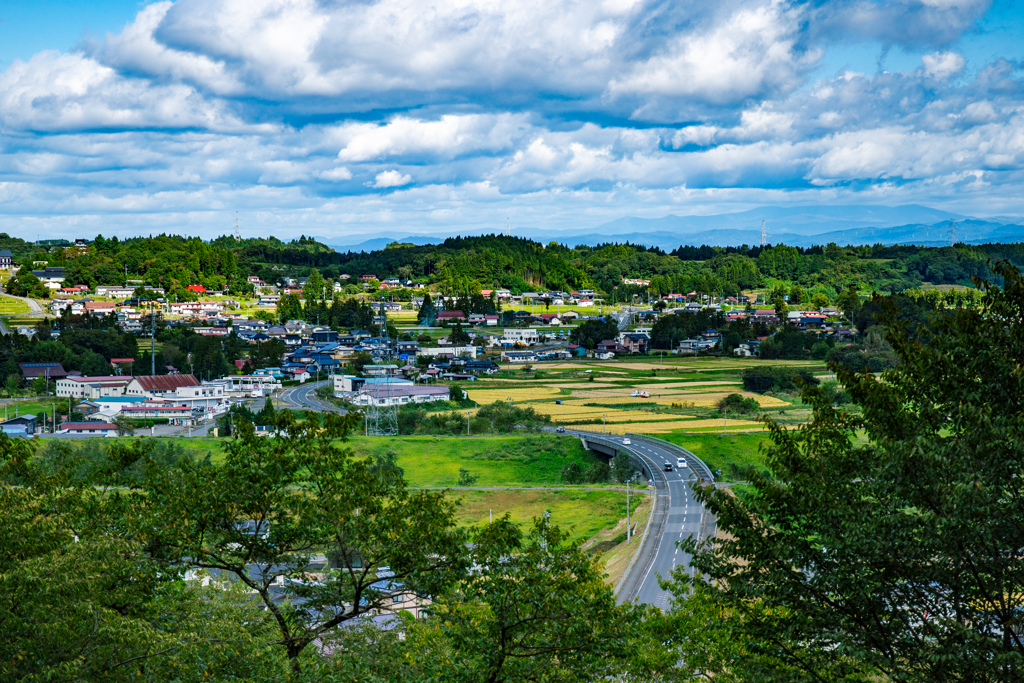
[595,340,629,357]
[733,340,761,357]
[500,351,538,363]
[751,309,779,324]
[437,310,466,322]
[58,422,118,435]
[620,332,650,354]
[0,415,37,436]
[19,362,69,381]
[0,249,13,268]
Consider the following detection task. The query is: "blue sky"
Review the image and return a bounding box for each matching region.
[0,0,1023,241]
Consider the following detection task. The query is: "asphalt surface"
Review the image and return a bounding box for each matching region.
[277,380,346,413]
[565,429,715,609]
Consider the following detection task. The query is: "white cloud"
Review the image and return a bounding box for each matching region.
[609,2,819,105]
[0,0,1021,238]
[319,166,353,181]
[372,170,413,188]
[922,51,965,80]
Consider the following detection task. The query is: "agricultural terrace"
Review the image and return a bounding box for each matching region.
[464,356,827,435]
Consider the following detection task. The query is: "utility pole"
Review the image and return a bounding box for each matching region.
[724,407,727,434]
[626,478,631,543]
[151,300,156,376]
[52,403,55,433]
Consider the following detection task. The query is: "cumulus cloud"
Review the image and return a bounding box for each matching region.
[922,51,965,79]
[372,170,413,188]
[0,0,1021,238]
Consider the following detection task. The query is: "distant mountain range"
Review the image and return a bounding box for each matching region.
[315,205,1024,252]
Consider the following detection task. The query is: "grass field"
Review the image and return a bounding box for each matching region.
[349,434,606,487]
[0,295,30,315]
[661,431,773,480]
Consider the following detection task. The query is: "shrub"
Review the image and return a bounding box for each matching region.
[717,393,760,414]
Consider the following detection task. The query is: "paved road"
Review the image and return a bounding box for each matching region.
[566,429,714,609]
[613,307,634,331]
[277,380,345,413]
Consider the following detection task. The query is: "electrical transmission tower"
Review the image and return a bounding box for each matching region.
[364,296,398,436]
[760,219,768,247]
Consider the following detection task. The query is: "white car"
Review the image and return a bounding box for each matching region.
[677,457,687,468]
[622,438,631,445]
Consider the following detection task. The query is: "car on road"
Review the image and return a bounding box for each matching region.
[622,438,631,445]
[555,426,565,433]
[677,457,687,468]
[663,462,673,471]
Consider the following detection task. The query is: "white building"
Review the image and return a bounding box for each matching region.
[416,346,479,360]
[499,329,539,345]
[221,375,282,397]
[124,374,201,398]
[351,384,450,407]
[55,376,131,399]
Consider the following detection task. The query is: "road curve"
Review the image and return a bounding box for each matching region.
[566,429,715,609]
[277,380,346,413]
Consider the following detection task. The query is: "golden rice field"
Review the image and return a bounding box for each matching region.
[563,390,787,408]
[576,419,763,434]
[468,387,561,403]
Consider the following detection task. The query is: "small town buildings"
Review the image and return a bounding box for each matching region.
[19,362,69,381]
[56,375,132,399]
[351,384,450,407]
[58,422,118,436]
[124,374,201,399]
[416,346,479,360]
[0,415,37,436]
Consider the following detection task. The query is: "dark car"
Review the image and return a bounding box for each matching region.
[664,462,673,471]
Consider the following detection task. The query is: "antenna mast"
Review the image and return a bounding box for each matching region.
[506,216,511,238]
[234,212,241,241]
[365,296,398,436]
[760,219,768,247]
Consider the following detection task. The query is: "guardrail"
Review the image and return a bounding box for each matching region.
[624,432,716,483]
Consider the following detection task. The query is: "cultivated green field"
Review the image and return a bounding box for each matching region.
[0,295,30,315]
[349,434,605,487]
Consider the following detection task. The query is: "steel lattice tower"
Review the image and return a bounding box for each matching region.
[760,219,768,247]
[365,296,398,436]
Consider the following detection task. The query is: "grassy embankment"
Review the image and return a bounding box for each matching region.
[0,295,31,315]
[38,433,648,584]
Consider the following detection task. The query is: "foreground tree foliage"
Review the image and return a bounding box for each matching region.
[2,411,641,681]
[0,438,282,682]
[679,261,1024,681]
[139,410,470,675]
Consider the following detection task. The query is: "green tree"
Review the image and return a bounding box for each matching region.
[417,292,438,326]
[399,516,633,682]
[772,295,788,319]
[836,284,862,321]
[811,292,830,309]
[112,413,136,437]
[5,374,19,397]
[304,268,326,306]
[449,320,470,345]
[679,263,1024,681]
[277,294,303,322]
[138,411,469,676]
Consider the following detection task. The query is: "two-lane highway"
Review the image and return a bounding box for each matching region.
[567,430,714,609]
[277,380,346,413]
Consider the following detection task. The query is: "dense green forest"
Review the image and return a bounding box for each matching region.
[15,232,1024,302]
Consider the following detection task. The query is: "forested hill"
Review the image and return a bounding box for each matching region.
[16,232,1024,299]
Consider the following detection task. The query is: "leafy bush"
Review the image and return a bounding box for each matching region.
[742,366,819,394]
[716,393,760,414]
